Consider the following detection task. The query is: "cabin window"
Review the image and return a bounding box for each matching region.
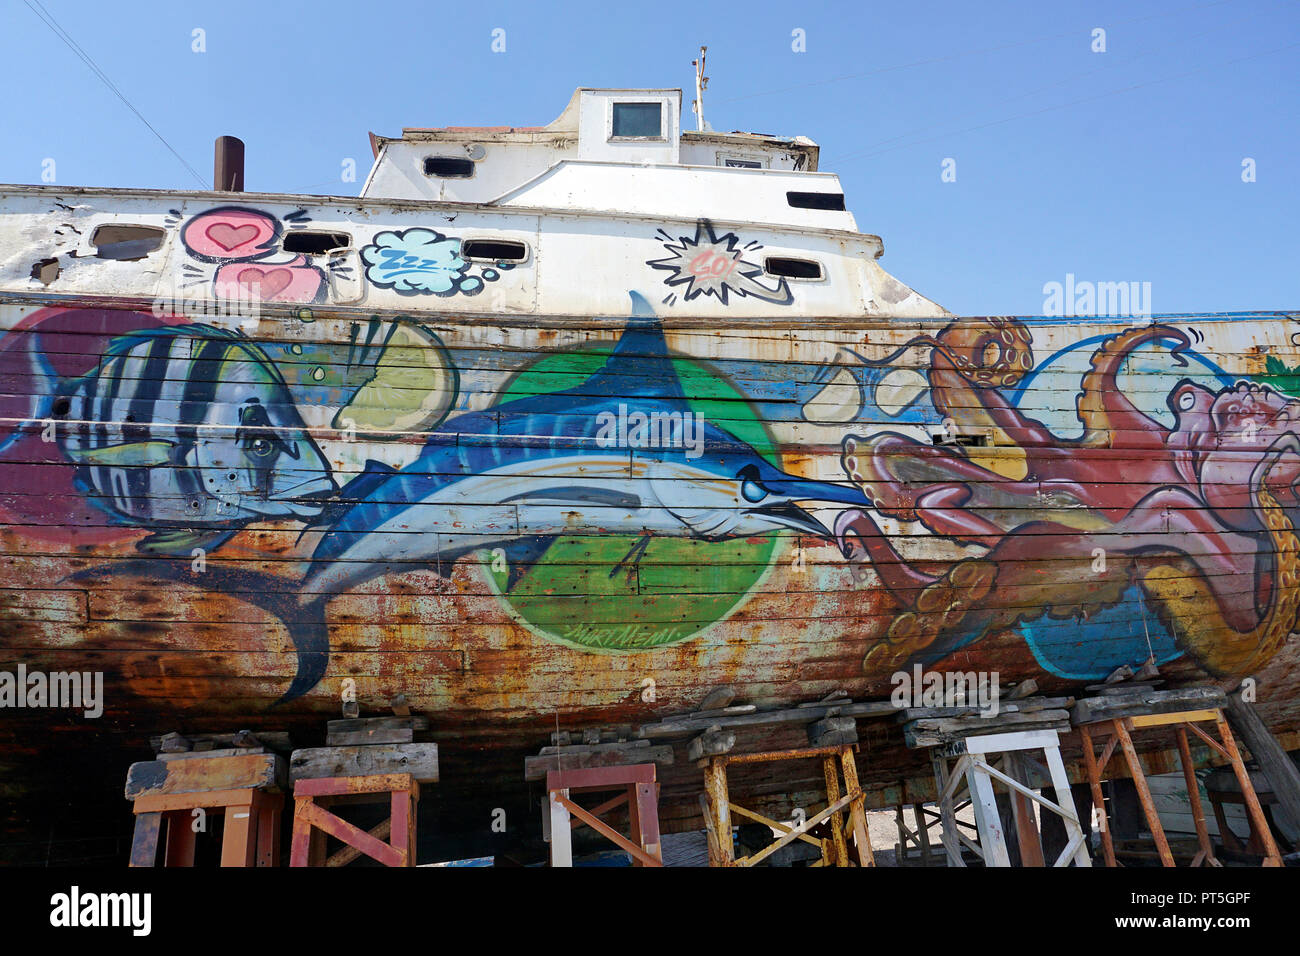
[283,231,351,255]
[718,151,767,169]
[461,239,529,263]
[786,191,846,211]
[764,257,823,280]
[91,224,165,261]
[611,102,663,139]
[423,156,476,178]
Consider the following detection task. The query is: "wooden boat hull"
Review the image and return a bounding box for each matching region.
[2,294,1299,859]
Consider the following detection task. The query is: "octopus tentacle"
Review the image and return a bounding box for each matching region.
[1142,440,1300,676]
[1077,325,1192,448]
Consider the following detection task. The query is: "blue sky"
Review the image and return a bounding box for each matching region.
[1,0,1296,315]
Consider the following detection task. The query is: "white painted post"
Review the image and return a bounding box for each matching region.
[548,789,572,867]
[967,754,1012,867]
[1044,743,1092,867]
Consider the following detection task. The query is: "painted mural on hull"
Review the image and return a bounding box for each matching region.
[0,209,1295,704]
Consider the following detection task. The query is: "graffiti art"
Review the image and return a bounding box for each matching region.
[0,297,1295,705]
[178,206,328,304]
[834,317,1300,682]
[648,219,795,307]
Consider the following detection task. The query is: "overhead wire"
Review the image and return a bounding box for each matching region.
[22,0,208,188]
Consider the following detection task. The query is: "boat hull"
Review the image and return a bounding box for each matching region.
[2,295,1299,859]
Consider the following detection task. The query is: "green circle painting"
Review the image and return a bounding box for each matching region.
[487,346,782,651]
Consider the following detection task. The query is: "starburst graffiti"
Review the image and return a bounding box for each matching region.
[647,219,793,306]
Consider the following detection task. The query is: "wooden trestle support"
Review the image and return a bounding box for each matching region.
[699,744,875,867]
[1076,706,1282,868]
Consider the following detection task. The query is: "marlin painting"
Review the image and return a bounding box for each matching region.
[70,295,869,700]
[258,293,866,698]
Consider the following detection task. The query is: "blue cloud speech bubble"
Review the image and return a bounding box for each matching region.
[361,228,484,296]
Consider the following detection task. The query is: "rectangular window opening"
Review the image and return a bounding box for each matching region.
[764,257,823,280]
[461,239,528,263]
[423,156,476,178]
[786,191,846,211]
[91,224,165,261]
[611,102,663,139]
[283,231,351,255]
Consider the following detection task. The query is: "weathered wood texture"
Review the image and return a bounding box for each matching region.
[2,289,1300,858]
[289,743,439,783]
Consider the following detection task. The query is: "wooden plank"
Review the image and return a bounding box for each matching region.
[325,715,429,747]
[808,716,857,748]
[128,812,161,867]
[326,818,392,868]
[1175,727,1217,867]
[1130,709,1221,728]
[1071,687,1227,726]
[149,731,292,753]
[967,755,1011,867]
[133,788,260,814]
[1223,688,1300,842]
[293,773,419,798]
[163,810,196,866]
[525,745,672,781]
[1007,752,1045,867]
[894,697,1073,722]
[125,753,286,798]
[1214,717,1283,867]
[157,747,265,762]
[687,728,735,762]
[904,712,1071,749]
[1114,719,1175,867]
[220,803,256,867]
[288,743,438,783]
[548,790,573,867]
[638,699,897,739]
[297,800,404,867]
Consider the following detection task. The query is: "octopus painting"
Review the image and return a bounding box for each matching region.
[835,317,1300,681]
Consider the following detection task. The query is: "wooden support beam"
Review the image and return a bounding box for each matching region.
[128,812,161,868]
[1007,752,1045,867]
[290,743,438,783]
[1214,716,1283,867]
[325,819,391,868]
[1223,688,1300,840]
[1175,727,1219,868]
[1113,719,1174,867]
[687,727,735,762]
[220,803,256,867]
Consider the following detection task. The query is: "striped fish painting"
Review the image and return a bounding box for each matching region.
[36,323,336,554]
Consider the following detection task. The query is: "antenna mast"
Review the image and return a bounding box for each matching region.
[692,46,708,132]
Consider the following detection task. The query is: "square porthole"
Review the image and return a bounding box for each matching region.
[611,102,664,140]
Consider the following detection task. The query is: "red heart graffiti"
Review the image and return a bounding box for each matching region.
[206,223,261,252]
[237,267,293,299]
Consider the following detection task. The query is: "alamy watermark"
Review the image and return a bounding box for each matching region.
[1042,273,1152,317]
[595,403,705,459]
[0,665,103,718]
[890,665,1000,717]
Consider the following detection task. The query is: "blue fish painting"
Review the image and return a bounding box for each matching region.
[12,323,336,554]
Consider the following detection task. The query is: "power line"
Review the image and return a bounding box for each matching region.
[22,0,208,188]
